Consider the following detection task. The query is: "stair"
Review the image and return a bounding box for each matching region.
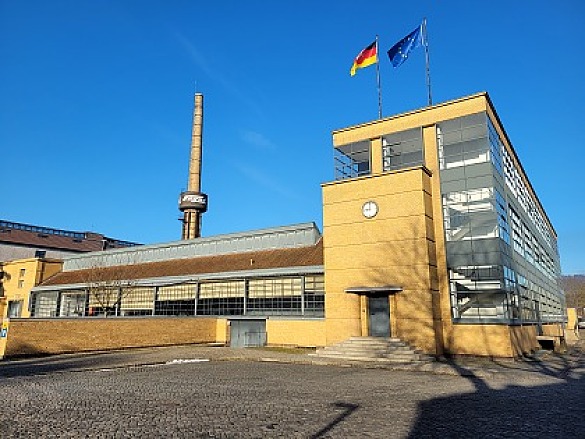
[315,336,433,364]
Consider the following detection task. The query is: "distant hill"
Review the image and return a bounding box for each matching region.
[562,275,585,312]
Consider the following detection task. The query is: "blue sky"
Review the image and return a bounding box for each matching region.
[1,1,583,274]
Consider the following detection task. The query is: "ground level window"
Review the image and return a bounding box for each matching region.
[31,292,59,317]
[248,277,302,316]
[120,287,155,316]
[7,300,23,318]
[155,299,196,316]
[29,274,326,319]
[155,285,196,316]
[198,281,245,316]
[60,291,87,317]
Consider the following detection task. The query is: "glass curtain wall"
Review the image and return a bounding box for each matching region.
[438,112,512,322]
[30,275,325,319]
[438,112,563,324]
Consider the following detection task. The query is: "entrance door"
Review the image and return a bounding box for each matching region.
[229,319,267,348]
[368,296,390,337]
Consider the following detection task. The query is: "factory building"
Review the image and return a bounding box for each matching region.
[22,92,565,358]
[0,219,139,262]
[0,220,138,322]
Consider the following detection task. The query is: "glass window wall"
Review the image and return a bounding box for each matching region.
[382,128,423,171]
[334,141,370,180]
[30,275,325,319]
[439,112,564,324]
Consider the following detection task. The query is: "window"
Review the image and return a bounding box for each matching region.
[334,140,371,180]
[303,275,325,316]
[17,279,25,289]
[88,288,119,317]
[155,285,196,316]
[197,281,244,316]
[30,292,59,317]
[495,189,510,245]
[8,300,23,318]
[382,128,423,171]
[438,112,489,170]
[248,277,302,316]
[488,119,503,176]
[442,188,497,241]
[120,287,155,316]
[452,291,510,320]
[509,208,524,256]
[28,275,326,319]
[60,291,87,317]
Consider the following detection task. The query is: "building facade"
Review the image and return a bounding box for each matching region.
[0,258,63,319]
[323,92,564,356]
[24,93,565,358]
[0,219,139,262]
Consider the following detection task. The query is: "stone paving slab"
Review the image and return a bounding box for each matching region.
[1,337,583,382]
[1,352,584,438]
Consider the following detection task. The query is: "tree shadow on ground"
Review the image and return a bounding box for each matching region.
[407,351,585,438]
[310,402,359,439]
[0,346,150,378]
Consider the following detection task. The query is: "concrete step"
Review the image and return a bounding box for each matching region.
[337,341,410,348]
[346,337,405,344]
[317,352,427,363]
[320,346,416,355]
[318,350,420,361]
[348,336,403,343]
[315,336,432,364]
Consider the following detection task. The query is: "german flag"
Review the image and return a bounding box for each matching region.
[350,41,377,76]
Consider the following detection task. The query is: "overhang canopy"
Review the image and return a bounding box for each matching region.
[345,285,402,295]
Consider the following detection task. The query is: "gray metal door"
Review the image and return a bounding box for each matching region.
[229,319,267,348]
[368,296,390,337]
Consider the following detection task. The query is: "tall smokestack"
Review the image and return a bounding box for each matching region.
[179,93,208,239]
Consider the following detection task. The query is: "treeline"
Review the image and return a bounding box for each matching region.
[562,275,585,312]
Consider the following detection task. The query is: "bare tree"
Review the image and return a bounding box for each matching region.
[79,252,140,317]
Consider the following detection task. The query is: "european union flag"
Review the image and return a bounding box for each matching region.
[387,24,423,68]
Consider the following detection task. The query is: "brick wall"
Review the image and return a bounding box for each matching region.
[3,317,218,358]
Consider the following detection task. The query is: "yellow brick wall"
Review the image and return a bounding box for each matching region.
[216,318,228,344]
[446,324,514,357]
[566,308,579,344]
[0,259,63,319]
[322,168,439,351]
[509,325,540,356]
[266,319,326,347]
[541,322,564,337]
[3,317,218,358]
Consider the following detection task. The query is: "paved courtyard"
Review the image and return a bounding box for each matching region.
[1,342,584,438]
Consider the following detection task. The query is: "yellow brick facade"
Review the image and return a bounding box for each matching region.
[2,317,218,358]
[266,319,326,347]
[0,258,62,319]
[321,92,564,358]
[322,167,440,352]
[1,93,566,360]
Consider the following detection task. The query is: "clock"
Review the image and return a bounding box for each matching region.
[362,201,378,218]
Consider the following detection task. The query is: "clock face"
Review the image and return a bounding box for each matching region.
[362,201,378,218]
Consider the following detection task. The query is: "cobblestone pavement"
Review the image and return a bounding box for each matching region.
[1,339,584,438]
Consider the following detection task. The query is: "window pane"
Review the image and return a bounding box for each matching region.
[382,128,423,171]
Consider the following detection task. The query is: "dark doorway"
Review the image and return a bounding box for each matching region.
[368,295,390,337]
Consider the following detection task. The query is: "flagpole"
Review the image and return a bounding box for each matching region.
[423,18,433,106]
[375,35,382,118]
